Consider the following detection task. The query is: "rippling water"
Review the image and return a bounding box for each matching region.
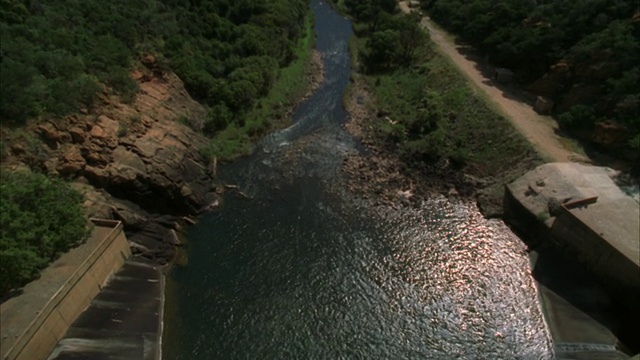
[162,1,552,358]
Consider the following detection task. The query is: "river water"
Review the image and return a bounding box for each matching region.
[162,1,552,358]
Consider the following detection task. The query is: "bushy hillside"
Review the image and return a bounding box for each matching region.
[0,0,310,293]
[0,0,309,136]
[341,0,538,178]
[0,171,89,294]
[422,0,639,155]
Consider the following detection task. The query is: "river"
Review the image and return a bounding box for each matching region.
[162,1,552,358]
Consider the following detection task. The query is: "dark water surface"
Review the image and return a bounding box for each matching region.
[162,1,552,358]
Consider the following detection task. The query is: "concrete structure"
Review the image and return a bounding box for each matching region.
[505,163,640,357]
[552,202,639,300]
[531,249,635,359]
[505,163,639,307]
[1,219,131,360]
[47,258,164,360]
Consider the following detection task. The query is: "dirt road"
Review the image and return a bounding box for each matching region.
[399,1,589,163]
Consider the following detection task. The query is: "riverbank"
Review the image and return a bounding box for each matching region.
[0,7,326,267]
[199,11,324,161]
[0,8,327,360]
[340,4,639,357]
[334,3,551,218]
[340,57,540,217]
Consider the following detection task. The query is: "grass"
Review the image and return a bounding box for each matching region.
[246,12,316,127]
[557,136,586,156]
[200,124,251,161]
[536,211,550,222]
[203,11,317,161]
[350,26,541,180]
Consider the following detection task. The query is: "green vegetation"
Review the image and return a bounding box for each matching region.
[201,12,318,160]
[536,211,551,222]
[1,0,310,146]
[163,0,309,139]
[422,0,640,151]
[0,0,315,292]
[0,171,90,295]
[345,0,537,178]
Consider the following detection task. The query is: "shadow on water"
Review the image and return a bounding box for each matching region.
[531,246,640,356]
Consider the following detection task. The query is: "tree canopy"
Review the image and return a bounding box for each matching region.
[0,0,309,136]
[423,0,640,151]
[0,171,89,295]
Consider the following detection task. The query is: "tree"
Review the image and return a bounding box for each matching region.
[394,14,426,65]
[0,59,46,123]
[0,171,89,295]
[366,29,401,71]
[0,0,29,24]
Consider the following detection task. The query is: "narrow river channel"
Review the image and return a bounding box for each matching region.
[162,1,552,358]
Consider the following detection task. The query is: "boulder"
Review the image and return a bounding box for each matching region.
[83,165,110,187]
[112,146,146,175]
[108,163,141,185]
[37,122,63,142]
[68,127,86,143]
[85,152,109,166]
[70,182,113,219]
[90,125,108,139]
[181,158,206,183]
[37,122,71,148]
[592,121,629,147]
[141,54,157,69]
[111,204,148,229]
[57,145,86,175]
[90,115,119,140]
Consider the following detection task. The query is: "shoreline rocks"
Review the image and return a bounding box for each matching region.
[340,76,481,210]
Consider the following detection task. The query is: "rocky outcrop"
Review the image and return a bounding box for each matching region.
[3,69,219,263]
[72,181,192,264]
[67,112,217,214]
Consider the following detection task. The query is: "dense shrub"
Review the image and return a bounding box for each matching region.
[0,171,89,295]
[422,0,640,148]
[0,0,309,129]
[345,4,537,177]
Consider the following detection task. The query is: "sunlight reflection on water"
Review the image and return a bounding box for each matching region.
[161,0,552,358]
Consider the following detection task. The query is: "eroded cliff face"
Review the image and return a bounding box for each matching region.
[1,61,219,263]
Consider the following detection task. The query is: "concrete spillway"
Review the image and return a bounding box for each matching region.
[46,258,163,360]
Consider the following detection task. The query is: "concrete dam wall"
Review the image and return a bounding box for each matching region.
[504,162,640,358]
[1,219,131,360]
[504,162,639,309]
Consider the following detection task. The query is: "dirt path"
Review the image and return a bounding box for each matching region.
[398,2,590,164]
